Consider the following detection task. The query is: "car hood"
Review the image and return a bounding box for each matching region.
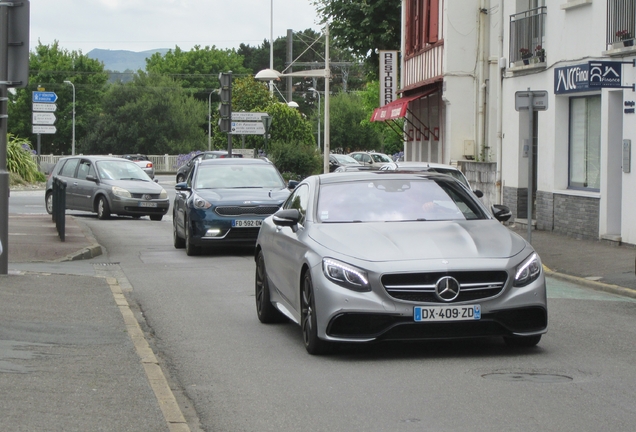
[194,187,290,203]
[102,179,163,193]
[309,220,527,261]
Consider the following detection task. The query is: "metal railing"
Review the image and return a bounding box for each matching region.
[509,6,547,65]
[51,176,67,241]
[34,154,182,173]
[607,0,636,47]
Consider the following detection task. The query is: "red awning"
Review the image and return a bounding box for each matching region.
[370,94,421,122]
[370,87,440,122]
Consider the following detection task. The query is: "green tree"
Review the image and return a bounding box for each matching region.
[79,73,207,155]
[328,91,381,153]
[311,0,401,78]
[7,41,109,155]
[6,134,45,184]
[145,45,249,100]
[359,80,404,156]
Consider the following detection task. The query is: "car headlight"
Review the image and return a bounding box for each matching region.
[514,252,542,287]
[193,195,211,209]
[112,186,131,198]
[160,189,168,199]
[322,258,370,292]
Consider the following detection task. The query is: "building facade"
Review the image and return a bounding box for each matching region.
[385,0,636,244]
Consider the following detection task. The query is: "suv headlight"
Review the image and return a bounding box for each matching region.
[193,195,211,209]
[112,186,131,198]
[514,253,542,287]
[323,258,370,292]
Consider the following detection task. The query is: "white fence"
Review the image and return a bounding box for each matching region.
[35,154,186,174]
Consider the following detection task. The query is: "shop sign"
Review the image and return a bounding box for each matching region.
[555,61,624,94]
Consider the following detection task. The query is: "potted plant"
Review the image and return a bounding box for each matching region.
[520,47,532,65]
[616,29,633,47]
[535,45,545,62]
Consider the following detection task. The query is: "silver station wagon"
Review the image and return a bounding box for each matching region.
[45,155,169,221]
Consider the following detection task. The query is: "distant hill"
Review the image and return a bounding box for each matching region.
[87,48,171,72]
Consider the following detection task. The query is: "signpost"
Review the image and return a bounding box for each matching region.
[32,112,56,125]
[32,91,58,103]
[32,102,57,112]
[232,112,268,122]
[515,89,549,244]
[230,121,266,135]
[32,125,57,134]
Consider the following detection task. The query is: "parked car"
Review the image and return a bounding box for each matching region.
[121,154,155,179]
[328,154,362,172]
[380,161,484,197]
[45,156,169,221]
[254,171,546,354]
[173,158,296,255]
[348,151,394,168]
[176,151,243,183]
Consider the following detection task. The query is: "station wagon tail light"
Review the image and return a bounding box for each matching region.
[323,258,370,292]
[514,253,542,287]
[112,186,131,198]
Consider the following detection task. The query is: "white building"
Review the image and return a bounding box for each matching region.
[377,0,636,244]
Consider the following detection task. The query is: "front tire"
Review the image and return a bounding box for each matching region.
[503,335,542,348]
[301,272,331,355]
[173,216,185,249]
[255,251,288,323]
[185,222,199,256]
[45,191,53,215]
[97,196,111,220]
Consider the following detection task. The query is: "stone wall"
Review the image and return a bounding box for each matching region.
[457,161,497,209]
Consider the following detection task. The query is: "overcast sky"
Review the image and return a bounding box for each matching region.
[30,0,323,53]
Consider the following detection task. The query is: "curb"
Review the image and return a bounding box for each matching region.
[543,265,636,300]
[64,216,103,262]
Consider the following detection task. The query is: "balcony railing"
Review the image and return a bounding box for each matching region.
[607,0,636,47]
[509,6,547,65]
[402,43,444,91]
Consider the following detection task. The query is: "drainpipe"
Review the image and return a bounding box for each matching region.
[476,1,488,162]
[496,0,504,204]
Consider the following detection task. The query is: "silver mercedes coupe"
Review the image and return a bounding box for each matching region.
[254,171,547,355]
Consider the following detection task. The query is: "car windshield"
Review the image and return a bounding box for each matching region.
[371,153,393,163]
[97,160,149,181]
[425,168,469,187]
[333,154,359,165]
[194,164,286,189]
[317,178,486,223]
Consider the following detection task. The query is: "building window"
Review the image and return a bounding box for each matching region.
[405,0,440,56]
[569,95,601,190]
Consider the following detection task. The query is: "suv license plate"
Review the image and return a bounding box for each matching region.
[138,202,157,208]
[232,219,262,228]
[414,305,481,322]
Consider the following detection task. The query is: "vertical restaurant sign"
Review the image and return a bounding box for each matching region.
[380,50,399,106]
[554,61,623,94]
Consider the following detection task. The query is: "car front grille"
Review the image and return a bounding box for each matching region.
[130,193,162,199]
[381,271,508,303]
[215,205,280,217]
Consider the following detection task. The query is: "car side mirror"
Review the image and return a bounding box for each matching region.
[273,208,301,232]
[473,189,484,198]
[86,175,98,183]
[491,204,512,222]
[175,182,191,192]
[287,180,299,190]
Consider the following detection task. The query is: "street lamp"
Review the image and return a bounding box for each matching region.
[208,90,214,151]
[308,87,320,151]
[254,24,331,173]
[63,80,75,155]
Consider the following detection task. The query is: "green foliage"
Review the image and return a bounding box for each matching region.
[7,134,45,183]
[328,91,381,153]
[268,139,323,179]
[312,0,401,78]
[7,41,109,155]
[266,103,315,149]
[79,73,207,155]
[359,81,404,156]
[145,45,249,99]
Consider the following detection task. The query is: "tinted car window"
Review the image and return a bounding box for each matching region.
[59,158,79,177]
[317,178,486,223]
[283,184,310,224]
[76,160,95,180]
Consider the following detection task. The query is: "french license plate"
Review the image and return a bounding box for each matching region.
[232,219,262,228]
[138,202,157,208]
[414,305,481,322]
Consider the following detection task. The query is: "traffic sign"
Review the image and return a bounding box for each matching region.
[230,122,266,135]
[515,90,548,111]
[32,112,56,125]
[33,102,57,112]
[32,91,58,103]
[32,125,57,134]
[232,112,268,121]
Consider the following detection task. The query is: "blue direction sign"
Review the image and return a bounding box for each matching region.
[32,91,58,103]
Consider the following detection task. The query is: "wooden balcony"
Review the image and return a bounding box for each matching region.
[402,43,444,91]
